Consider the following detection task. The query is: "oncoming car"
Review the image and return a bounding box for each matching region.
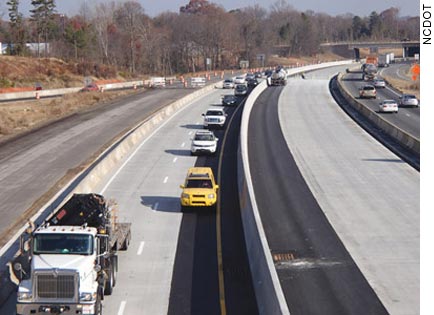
[202,108,227,129]
[234,84,248,96]
[222,94,237,106]
[190,130,218,155]
[234,76,246,85]
[223,79,235,89]
[180,167,219,211]
[379,99,398,113]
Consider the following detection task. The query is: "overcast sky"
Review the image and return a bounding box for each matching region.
[2,0,420,18]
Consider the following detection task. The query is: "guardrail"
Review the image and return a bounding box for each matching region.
[0,80,150,102]
[238,60,354,315]
[336,73,420,155]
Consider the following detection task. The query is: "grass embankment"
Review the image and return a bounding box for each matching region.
[0,55,143,141]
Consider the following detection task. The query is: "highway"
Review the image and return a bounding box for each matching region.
[340,64,420,139]
[248,66,419,314]
[379,61,413,82]
[0,64,419,315]
[0,89,193,247]
[0,87,258,314]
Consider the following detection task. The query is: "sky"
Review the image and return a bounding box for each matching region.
[1,0,420,18]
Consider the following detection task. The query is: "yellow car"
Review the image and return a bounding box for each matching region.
[180,167,219,210]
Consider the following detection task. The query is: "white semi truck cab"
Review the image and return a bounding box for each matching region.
[13,193,131,315]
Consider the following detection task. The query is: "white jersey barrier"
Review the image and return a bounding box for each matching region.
[190,77,206,88]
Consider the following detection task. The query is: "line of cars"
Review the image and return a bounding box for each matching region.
[181,73,263,212]
[358,82,419,114]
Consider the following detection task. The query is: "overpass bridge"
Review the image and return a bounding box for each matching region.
[320,41,420,59]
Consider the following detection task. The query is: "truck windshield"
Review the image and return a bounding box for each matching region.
[33,233,93,255]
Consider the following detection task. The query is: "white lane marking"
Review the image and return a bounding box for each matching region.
[406,113,411,117]
[385,86,401,97]
[188,131,193,135]
[173,157,178,163]
[137,241,145,255]
[154,202,159,210]
[181,142,185,148]
[118,301,127,315]
[163,176,168,183]
[99,89,208,195]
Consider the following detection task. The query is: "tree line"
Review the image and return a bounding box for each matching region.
[1,0,420,76]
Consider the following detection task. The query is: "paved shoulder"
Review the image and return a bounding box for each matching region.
[278,77,419,315]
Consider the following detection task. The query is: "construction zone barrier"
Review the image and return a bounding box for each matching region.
[150,77,166,88]
[191,77,206,88]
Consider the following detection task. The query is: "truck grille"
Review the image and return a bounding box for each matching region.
[36,274,76,299]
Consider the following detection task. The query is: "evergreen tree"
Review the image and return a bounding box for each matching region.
[7,0,26,55]
[30,0,56,57]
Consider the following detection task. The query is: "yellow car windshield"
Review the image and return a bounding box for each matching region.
[186,179,212,188]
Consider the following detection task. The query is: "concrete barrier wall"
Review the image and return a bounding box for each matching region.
[238,60,353,315]
[336,73,420,155]
[0,82,216,307]
[73,83,213,193]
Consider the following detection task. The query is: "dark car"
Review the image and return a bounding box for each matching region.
[247,78,259,88]
[254,71,262,78]
[264,69,273,77]
[222,94,237,106]
[234,84,248,96]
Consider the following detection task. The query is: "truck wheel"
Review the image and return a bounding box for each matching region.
[96,294,103,315]
[104,266,114,295]
[112,258,117,287]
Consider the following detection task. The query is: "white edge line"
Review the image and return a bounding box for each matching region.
[0,83,218,257]
[99,95,203,195]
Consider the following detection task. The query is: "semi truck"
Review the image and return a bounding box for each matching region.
[11,193,131,315]
[378,53,392,67]
[268,67,287,86]
[362,63,378,81]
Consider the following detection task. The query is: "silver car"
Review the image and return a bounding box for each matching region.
[399,94,419,107]
[373,78,386,88]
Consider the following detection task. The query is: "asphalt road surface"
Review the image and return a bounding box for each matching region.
[248,66,419,315]
[0,88,210,249]
[340,64,420,139]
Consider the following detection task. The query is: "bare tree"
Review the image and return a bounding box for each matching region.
[115,1,147,74]
[92,2,118,65]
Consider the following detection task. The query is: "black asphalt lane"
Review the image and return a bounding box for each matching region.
[168,100,258,315]
[330,76,419,170]
[248,86,389,315]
